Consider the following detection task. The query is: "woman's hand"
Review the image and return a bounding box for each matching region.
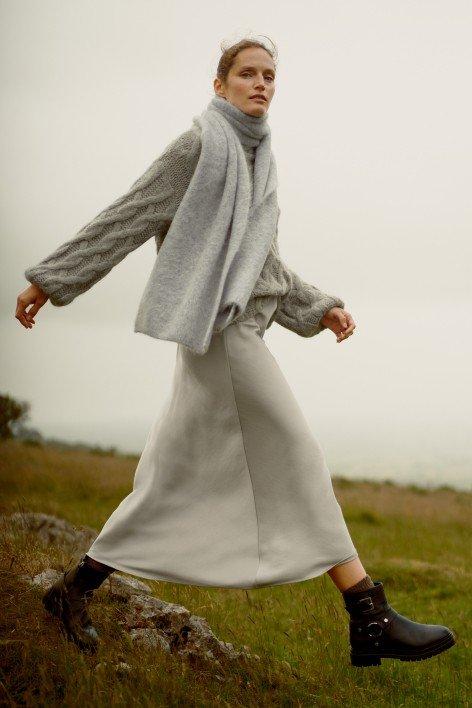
[15,283,49,329]
[321,306,356,343]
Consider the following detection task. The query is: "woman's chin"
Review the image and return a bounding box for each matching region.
[245,102,267,116]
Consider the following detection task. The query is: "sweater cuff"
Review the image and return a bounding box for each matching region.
[274,291,345,338]
[301,294,345,336]
[24,267,77,306]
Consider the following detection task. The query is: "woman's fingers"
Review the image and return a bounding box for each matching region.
[25,299,43,323]
[15,285,49,329]
[337,327,354,342]
[15,299,33,329]
[321,308,357,342]
[336,312,356,342]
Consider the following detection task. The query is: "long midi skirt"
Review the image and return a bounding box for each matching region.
[86,295,358,589]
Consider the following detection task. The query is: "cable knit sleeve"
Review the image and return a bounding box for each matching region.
[24,128,201,306]
[272,213,345,337]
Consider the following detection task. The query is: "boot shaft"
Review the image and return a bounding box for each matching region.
[66,555,114,594]
[342,580,390,618]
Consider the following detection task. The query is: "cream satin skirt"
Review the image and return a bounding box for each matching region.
[86,295,358,588]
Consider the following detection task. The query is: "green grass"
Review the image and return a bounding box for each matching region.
[1,438,470,706]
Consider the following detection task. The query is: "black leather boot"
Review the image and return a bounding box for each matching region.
[342,580,456,666]
[42,555,113,653]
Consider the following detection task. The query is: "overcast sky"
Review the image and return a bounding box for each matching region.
[1,0,471,490]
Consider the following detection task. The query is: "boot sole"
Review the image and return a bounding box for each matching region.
[351,630,456,666]
[42,585,99,654]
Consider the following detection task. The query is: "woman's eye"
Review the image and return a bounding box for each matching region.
[242,73,274,81]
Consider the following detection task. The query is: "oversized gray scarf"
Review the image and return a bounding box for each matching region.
[134,94,279,355]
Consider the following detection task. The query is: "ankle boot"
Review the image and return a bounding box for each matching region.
[342,580,456,667]
[42,555,113,653]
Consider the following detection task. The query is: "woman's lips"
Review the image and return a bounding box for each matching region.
[250,96,266,102]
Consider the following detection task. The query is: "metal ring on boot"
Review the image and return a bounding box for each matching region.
[366,621,383,637]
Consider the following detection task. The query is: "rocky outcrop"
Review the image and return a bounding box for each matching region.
[20,567,258,665]
[120,594,257,664]
[8,511,259,667]
[2,512,98,551]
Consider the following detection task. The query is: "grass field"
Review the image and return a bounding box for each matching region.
[1,438,470,706]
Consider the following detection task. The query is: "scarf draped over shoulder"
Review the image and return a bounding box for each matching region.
[134,94,279,355]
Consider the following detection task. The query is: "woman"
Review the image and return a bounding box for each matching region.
[17,37,455,666]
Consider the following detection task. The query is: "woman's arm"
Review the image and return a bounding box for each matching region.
[271,215,345,338]
[23,128,201,307]
[274,264,345,337]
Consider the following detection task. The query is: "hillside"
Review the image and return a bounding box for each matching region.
[0,439,470,706]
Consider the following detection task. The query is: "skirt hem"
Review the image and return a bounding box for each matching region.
[85,550,359,590]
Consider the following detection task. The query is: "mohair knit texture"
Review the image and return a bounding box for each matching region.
[344,574,375,593]
[24,108,345,345]
[133,94,279,354]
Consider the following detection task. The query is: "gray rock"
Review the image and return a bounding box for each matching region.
[10,509,259,667]
[121,594,191,634]
[102,573,153,599]
[19,568,62,589]
[2,512,97,551]
[19,567,153,601]
[121,594,255,663]
[129,628,172,652]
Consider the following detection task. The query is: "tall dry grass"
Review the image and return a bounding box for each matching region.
[1,438,470,706]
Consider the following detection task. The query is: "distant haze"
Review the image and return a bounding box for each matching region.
[1,2,471,491]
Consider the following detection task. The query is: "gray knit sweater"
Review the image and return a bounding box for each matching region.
[24,125,345,339]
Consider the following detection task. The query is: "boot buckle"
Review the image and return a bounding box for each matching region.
[366,621,383,637]
[357,596,374,612]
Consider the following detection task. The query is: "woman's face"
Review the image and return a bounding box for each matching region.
[214,46,276,117]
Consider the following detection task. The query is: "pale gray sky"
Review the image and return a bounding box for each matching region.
[2,1,471,490]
